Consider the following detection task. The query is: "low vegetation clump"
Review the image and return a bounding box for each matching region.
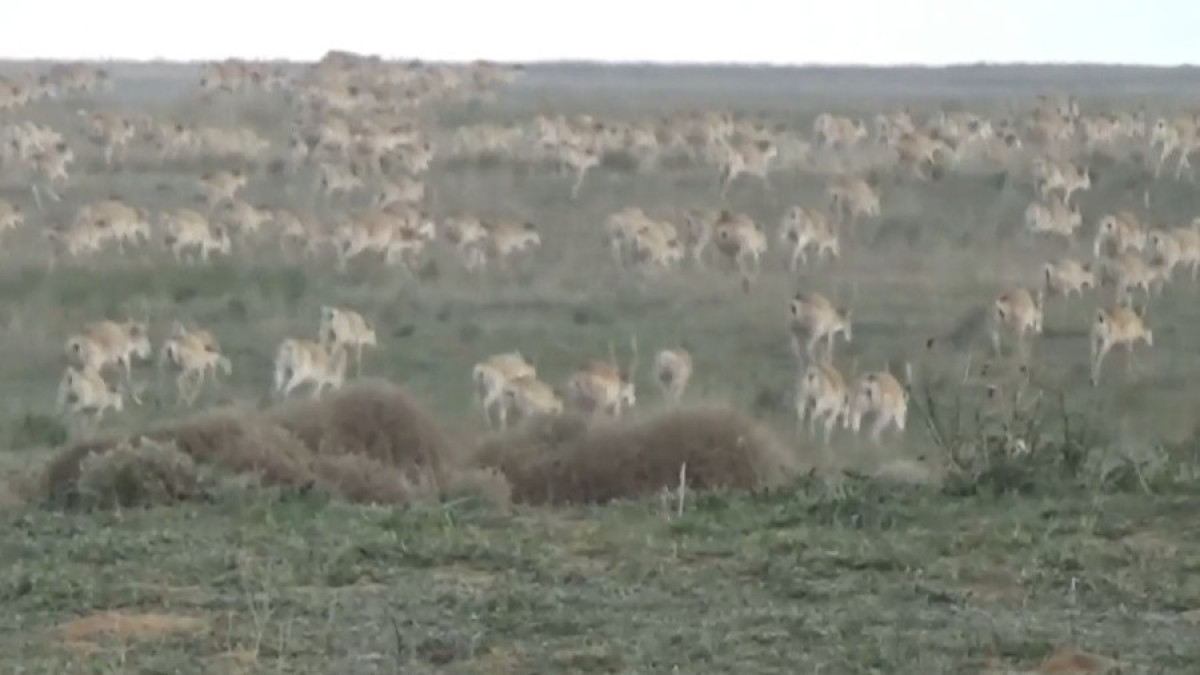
[38,380,510,509]
[473,406,803,505]
[75,437,202,509]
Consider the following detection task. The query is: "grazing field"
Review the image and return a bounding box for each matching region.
[2,59,1200,672]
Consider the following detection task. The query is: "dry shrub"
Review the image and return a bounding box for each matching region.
[39,380,509,509]
[444,466,513,511]
[43,433,138,507]
[473,406,800,506]
[311,453,438,505]
[268,379,459,487]
[76,437,202,509]
[164,407,316,488]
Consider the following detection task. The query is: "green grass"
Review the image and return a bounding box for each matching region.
[4,479,1200,672]
[3,61,1200,672]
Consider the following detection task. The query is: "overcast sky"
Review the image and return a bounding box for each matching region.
[3,0,1195,65]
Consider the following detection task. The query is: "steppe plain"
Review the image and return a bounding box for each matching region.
[1,60,1200,673]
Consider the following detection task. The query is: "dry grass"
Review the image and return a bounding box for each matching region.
[57,611,207,644]
[76,438,202,509]
[41,385,803,511]
[266,378,462,487]
[39,380,511,509]
[473,406,802,505]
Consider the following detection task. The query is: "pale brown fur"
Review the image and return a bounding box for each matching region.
[566,337,639,418]
[272,338,348,399]
[813,114,868,150]
[57,366,125,424]
[483,219,542,268]
[1151,116,1199,179]
[827,176,880,229]
[198,169,247,207]
[789,292,853,363]
[779,206,839,270]
[1034,158,1091,205]
[892,131,955,180]
[1102,251,1170,301]
[717,137,777,198]
[0,200,23,234]
[847,370,907,443]
[162,209,231,263]
[318,162,365,200]
[158,330,232,406]
[502,375,564,424]
[682,208,722,268]
[443,214,491,271]
[1149,226,1200,280]
[991,288,1043,359]
[45,221,105,264]
[712,211,768,278]
[472,352,538,429]
[560,143,600,199]
[374,174,426,208]
[1042,258,1095,299]
[796,361,850,443]
[630,222,684,273]
[652,348,693,405]
[64,319,152,390]
[318,305,377,376]
[1090,304,1153,386]
[1094,211,1148,257]
[78,199,152,253]
[1024,196,1082,243]
[221,199,273,237]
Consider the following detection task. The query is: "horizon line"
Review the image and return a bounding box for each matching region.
[0,57,1197,70]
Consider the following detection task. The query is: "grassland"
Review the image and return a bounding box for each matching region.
[1,61,1200,672]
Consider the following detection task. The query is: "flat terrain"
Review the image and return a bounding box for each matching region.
[1,61,1200,673]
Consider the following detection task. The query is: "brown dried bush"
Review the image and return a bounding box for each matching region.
[163,407,316,488]
[75,437,202,509]
[267,379,458,487]
[472,406,800,505]
[310,453,437,506]
[39,381,508,509]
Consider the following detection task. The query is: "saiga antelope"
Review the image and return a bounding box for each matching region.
[159,330,232,406]
[318,305,377,376]
[717,138,776,199]
[64,319,152,395]
[652,348,693,405]
[472,351,537,429]
[846,370,908,443]
[1090,304,1153,387]
[198,169,247,208]
[566,336,639,418]
[502,375,564,425]
[990,288,1043,360]
[789,291,853,363]
[796,360,851,444]
[778,206,839,271]
[1042,258,1095,300]
[273,338,348,399]
[712,211,768,279]
[57,366,125,425]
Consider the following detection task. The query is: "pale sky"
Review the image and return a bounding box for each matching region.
[3,0,1195,65]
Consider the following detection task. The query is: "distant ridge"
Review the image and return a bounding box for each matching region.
[0,57,1195,70]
